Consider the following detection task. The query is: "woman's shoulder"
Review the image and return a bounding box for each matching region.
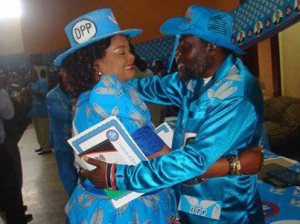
[94,75,122,89]
[90,75,124,98]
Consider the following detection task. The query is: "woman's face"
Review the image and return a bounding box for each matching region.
[96,34,135,82]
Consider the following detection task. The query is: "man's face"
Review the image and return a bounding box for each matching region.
[175,35,212,81]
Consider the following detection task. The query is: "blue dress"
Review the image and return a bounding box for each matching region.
[116,54,267,223]
[66,75,178,224]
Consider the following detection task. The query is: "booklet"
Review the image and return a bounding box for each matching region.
[68,116,173,208]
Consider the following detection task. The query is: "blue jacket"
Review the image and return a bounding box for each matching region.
[46,85,72,151]
[116,54,267,223]
[27,79,48,117]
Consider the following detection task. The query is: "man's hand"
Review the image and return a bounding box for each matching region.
[240,146,264,175]
[80,157,108,189]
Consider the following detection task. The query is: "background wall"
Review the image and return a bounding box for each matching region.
[0,18,24,56]
[1,0,299,99]
[20,0,239,54]
[257,39,274,97]
[279,22,300,98]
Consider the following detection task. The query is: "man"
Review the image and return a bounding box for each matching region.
[46,71,78,196]
[237,31,245,44]
[0,85,28,223]
[82,5,266,223]
[255,21,263,35]
[273,10,282,25]
[26,69,51,155]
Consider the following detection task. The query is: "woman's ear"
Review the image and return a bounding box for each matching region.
[93,59,102,75]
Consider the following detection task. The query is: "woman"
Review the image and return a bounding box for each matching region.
[54,8,263,224]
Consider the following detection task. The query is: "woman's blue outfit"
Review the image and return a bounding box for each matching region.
[66,75,178,224]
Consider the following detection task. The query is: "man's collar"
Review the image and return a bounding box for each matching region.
[214,54,236,82]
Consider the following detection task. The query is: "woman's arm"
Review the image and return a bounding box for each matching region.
[147,145,263,176]
[202,146,263,178]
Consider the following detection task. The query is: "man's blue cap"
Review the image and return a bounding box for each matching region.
[161,5,245,71]
[161,5,245,54]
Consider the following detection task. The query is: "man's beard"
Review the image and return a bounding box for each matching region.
[179,54,212,82]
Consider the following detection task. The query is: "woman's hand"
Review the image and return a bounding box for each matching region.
[80,157,108,189]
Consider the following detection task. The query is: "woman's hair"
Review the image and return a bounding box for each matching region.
[62,37,112,98]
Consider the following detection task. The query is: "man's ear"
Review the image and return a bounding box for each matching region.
[207,43,217,55]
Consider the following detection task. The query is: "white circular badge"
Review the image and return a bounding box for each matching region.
[72,19,97,44]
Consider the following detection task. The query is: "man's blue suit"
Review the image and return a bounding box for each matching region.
[46,85,77,196]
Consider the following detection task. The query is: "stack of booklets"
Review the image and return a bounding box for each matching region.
[68,116,173,208]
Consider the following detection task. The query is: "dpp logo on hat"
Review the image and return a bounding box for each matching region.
[54,8,142,66]
[160,5,245,55]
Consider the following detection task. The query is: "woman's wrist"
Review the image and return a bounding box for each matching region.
[107,163,117,190]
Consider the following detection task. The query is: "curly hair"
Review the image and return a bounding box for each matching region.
[62,37,112,98]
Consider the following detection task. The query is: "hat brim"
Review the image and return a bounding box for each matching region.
[54,29,142,66]
[160,18,245,55]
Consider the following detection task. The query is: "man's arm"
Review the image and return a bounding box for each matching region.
[46,91,72,122]
[82,97,263,192]
[82,145,263,189]
[129,72,184,107]
[113,98,259,193]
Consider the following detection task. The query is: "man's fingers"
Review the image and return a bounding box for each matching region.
[80,168,90,178]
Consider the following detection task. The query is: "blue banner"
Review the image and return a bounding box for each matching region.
[231,0,300,49]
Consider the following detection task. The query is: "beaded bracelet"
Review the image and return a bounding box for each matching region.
[106,163,112,189]
[110,164,117,190]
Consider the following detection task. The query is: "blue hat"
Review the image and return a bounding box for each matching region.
[54,8,142,66]
[161,5,244,71]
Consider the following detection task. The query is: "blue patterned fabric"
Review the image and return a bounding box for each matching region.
[46,86,78,196]
[258,150,300,223]
[27,79,48,117]
[67,74,178,224]
[117,54,268,223]
[134,36,175,63]
[232,0,300,49]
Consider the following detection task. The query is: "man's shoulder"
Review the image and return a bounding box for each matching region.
[207,65,246,101]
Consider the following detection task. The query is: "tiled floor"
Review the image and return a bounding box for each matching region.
[19,125,68,224]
